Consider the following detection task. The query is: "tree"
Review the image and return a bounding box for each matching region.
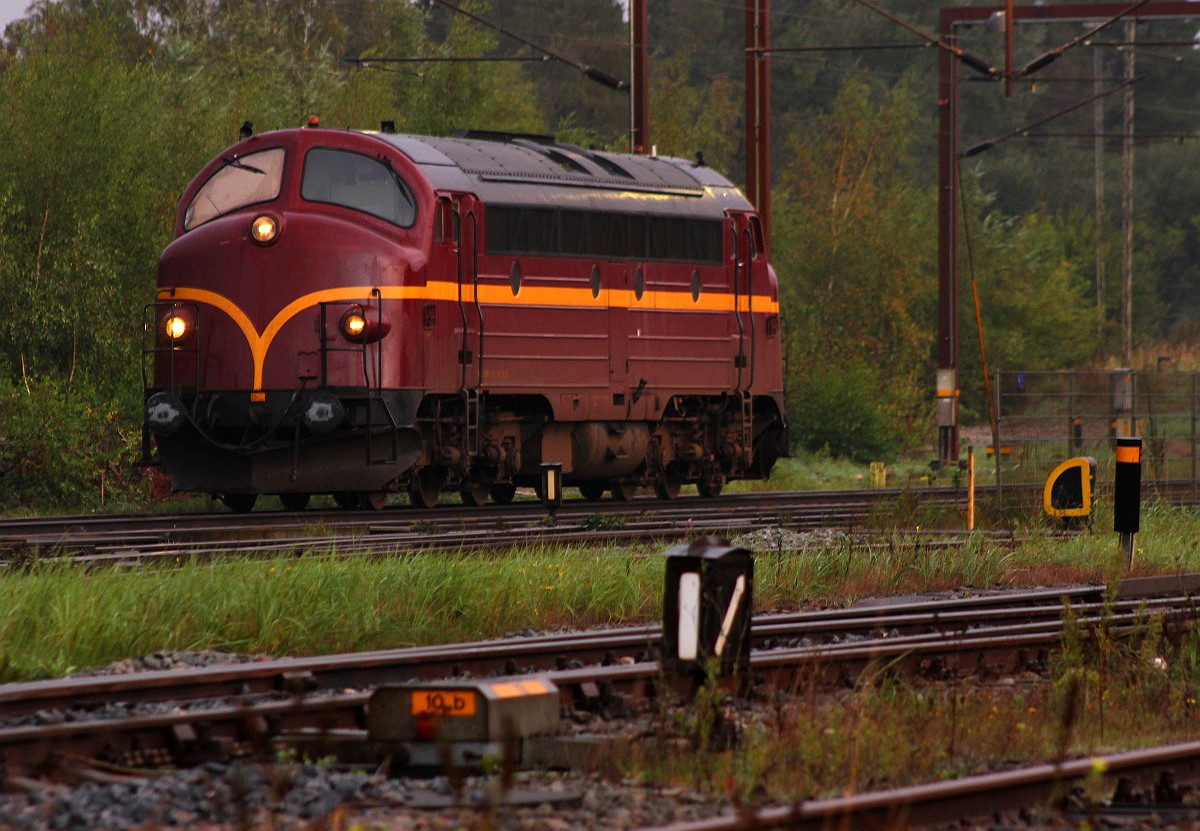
[388,0,543,137]
[646,53,738,167]
[773,74,937,456]
[0,6,180,398]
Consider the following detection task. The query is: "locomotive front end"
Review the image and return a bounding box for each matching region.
[143,127,429,510]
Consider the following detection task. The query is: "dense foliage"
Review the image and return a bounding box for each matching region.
[2,0,1199,509]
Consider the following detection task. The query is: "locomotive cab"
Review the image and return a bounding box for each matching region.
[144,127,434,509]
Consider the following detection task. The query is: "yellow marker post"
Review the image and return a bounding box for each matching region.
[967,446,975,532]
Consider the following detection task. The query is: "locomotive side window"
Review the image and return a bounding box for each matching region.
[433,198,460,244]
[488,206,722,264]
[627,215,647,259]
[590,213,628,258]
[301,148,417,228]
[671,217,722,263]
[560,211,590,254]
[750,216,765,259]
[486,207,557,254]
[184,148,285,231]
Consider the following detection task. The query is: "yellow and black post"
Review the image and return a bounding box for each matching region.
[540,462,563,519]
[1113,437,1142,569]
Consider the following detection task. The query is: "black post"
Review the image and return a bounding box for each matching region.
[1114,436,1142,569]
[662,537,754,686]
[540,462,563,519]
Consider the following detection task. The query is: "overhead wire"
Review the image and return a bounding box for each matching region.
[428,0,627,90]
[962,77,1139,158]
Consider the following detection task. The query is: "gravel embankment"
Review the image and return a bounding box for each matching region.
[0,764,734,830]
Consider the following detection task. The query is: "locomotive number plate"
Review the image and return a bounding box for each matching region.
[411,689,477,718]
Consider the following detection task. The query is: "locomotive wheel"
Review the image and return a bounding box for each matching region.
[578,482,606,502]
[408,470,440,509]
[489,483,517,504]
[611,482,639,502]
[279,493,311,512]
[460,482,490,507]
[221,493,257,513]
[360,491,388,511]
[654,474,682,501]
[697,477,723,498]
[333,492,360,510]
[754,425,786,478]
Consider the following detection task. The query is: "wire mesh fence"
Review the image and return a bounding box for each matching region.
[990,370,1199,505]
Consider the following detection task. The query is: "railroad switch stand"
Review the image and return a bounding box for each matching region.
[661,537,754,685]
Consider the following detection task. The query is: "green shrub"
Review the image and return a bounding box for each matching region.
[788,361,900,463]
[0,377,150,512]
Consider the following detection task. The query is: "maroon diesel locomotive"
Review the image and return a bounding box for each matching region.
[143,123,786,510]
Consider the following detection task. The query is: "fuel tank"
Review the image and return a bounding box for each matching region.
[523,421,650,480]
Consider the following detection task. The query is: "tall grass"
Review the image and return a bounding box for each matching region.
[0,545,660,681]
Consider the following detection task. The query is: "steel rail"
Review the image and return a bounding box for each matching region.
[0,583,1118,718]
[2,574,1194,721]
[5,477,1198,555]
[630,741,1200,831]
[2,576,1197,777]
[0,486,984,549]
[0,611,1189,779]
[12,484,1194,570]
[0,488,993,566]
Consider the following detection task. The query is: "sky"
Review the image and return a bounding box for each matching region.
[0,0,32,33]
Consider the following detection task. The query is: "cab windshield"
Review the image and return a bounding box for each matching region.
[301,148,417,227]
[184,148,286,231]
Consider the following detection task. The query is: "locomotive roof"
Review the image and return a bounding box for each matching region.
[373,132,752,218]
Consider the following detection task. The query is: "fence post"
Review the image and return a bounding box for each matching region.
[967,446,975,531]
[1068,373,1078,454]
[994,368,1003,510]
[1192,372,1197,506]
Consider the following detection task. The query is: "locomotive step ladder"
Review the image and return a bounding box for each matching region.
[462,388,482,464]
[740,390,754,468]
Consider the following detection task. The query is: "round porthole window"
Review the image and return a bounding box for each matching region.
[590,264,601,299]
[634,267,645,301]
[510,260,521,296]
[691,270,701,302]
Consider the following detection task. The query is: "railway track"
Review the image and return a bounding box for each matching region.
[0,486,983,564]
[2,573,1196,780]
[5,487,1199,827]
[633,740,1200,831]
[7,477,1196,566]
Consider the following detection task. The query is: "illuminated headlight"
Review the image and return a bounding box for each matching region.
[164,315,189,340]
[160,308,195,343]
[341,311,367,341]
[338,307,390,343]
[250,214,279,244]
